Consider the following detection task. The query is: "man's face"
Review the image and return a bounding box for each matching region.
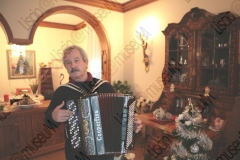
[64,48,88,81]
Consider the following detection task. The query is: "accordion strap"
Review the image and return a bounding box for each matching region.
[61,83,87,95]
[92,79,108,93]
[61,79,107,94]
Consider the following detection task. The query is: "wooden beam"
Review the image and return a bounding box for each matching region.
[39,21,76,30]
[39,21,86,30]
[122,0,158,12]
[66,0,123,12]
[75,21,86,30]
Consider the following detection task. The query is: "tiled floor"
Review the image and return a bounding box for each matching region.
[32,150,66,160]
[32,135,146,160]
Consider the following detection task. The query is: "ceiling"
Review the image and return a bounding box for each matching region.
[40,0,157,30]
[114,0,131,3]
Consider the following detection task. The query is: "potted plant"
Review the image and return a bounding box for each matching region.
[136,97,154,114]
[112,80,133,95]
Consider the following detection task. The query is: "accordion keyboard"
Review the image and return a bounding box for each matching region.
[125,100,135,149]
[66,100,81,149]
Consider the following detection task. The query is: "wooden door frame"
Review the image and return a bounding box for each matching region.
[0,6,111,82]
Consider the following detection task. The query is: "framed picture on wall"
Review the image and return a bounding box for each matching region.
[51,59,63,69]
[7,50,36,79]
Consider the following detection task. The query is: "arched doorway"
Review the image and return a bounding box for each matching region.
[0,6,111,82]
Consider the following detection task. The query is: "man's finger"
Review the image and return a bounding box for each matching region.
[135,124,142,133]
[64,110,73,115]
[58,110,72,117]
[134,118,142,124]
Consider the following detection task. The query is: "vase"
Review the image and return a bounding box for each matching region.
[141,102,150,113]
[30,84,38,97]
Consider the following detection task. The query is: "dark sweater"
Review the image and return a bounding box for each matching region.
[44,73,115,160]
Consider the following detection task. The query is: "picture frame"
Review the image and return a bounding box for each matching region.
[15,88,31,95]
[51,59,63,69]
[7,50,36,79]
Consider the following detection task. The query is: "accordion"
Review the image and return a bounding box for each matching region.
[66,93,136,155]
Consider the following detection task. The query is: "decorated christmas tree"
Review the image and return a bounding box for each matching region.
[164,98,212,160]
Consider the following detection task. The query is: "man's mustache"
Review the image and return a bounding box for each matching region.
[70,68,80,73]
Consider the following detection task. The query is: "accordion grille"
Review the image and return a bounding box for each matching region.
[126,100,135,149]
[66,100,81,149]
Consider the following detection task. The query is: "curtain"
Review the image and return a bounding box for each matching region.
[86,24,102,79]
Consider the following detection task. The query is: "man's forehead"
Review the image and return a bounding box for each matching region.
[67,48,79,54]
[65,49,81,58]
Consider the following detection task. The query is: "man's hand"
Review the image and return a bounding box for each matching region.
[52,101,73,122]
[133,114,142,133]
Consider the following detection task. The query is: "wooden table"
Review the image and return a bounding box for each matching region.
[138,113,221,142]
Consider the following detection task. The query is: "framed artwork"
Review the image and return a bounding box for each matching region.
[51,59,63,69]
[15,88,31,95]
[7,50,36,79]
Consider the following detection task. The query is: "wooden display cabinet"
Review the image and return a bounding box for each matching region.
[159,7,240,117]
[150,7,240,157]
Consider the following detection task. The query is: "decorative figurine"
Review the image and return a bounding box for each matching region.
[179,35,188,49]
[220,59,225,67]
[212,59,215,66]
[179,55,183,64]
[204,86,210,96]
[184,59,187,65]
[170,84,175,92]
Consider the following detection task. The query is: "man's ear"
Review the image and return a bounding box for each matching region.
[85,60,88,69]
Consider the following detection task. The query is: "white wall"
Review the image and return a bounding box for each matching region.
[0,0,124,97]
[0,0,237,99]
[0,26,87,96]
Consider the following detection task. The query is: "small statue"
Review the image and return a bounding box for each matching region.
[184,59,187,65]
[179,55,183,64]
[170,84,175,92]
[204,86,210,96]
[179,35,188,49]
[188,98,192,105]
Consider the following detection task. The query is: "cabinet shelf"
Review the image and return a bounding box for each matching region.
[162,7,240,95]
[201,47,214,50]
[157,8,240,150]
[216,47,229,49]
[201,67,228,70]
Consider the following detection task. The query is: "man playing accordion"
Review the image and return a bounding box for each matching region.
[44,45,142,160]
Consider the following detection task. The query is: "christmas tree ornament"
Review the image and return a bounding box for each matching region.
[190,144,199,153]
[171,155,177,160]
[165,99,212,160]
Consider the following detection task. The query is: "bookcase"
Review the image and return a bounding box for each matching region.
[38,67,54,99]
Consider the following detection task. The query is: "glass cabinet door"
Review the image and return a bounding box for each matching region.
[198,27,230,91]
[168,31,190,86]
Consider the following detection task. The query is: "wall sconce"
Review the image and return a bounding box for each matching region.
[140,34,149,72]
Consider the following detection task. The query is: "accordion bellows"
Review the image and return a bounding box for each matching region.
[66,93,136,155]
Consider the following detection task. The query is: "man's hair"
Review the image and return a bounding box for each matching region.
[62,45,88,64]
